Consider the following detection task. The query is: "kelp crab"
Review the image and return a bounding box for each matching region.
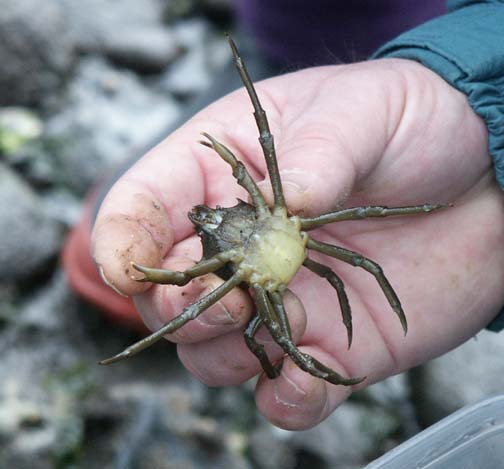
[100,36,447,385]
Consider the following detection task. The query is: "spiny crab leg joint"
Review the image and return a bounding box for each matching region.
[99,35,449,386]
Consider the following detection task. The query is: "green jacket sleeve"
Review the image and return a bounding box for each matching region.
[372,1,504,332]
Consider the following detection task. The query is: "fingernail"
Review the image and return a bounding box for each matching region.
[196,291,236,326]
[274,370,307,408]
[281,170,309,188]
[98,265,128,298]
[258,169,308,192]
[265,169,314,215]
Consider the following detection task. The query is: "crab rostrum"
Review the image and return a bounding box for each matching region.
[100,36,447,386]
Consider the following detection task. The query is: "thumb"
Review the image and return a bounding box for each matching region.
[256,145,358,217]
[252,63,406,216]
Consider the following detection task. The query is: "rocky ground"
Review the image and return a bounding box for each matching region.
[1,1,503,468]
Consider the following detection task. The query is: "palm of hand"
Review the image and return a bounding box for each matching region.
[93,59,504,429]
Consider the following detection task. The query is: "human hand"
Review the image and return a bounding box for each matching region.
[92,58,504,429]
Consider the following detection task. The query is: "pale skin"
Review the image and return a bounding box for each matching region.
[92,58,504,430]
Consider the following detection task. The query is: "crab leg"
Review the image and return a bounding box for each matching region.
[300,203,449,231]
[244,314,281,378]
[253,284,365,386]
[227,35,286,213]
[303,257,353,348]
[306,238,408,334]
[200,133,270,217]
[132,250,238,286]
[269,291,293,340]
[99,272,244,365]
[244,290,293,378]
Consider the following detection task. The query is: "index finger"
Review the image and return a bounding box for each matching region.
[91,129,205,296]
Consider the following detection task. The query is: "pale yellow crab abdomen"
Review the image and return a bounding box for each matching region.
[237,215,307,291]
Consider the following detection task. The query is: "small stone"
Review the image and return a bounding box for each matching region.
[39,189,83,228]
[161,19,229,96]
[161,45,213,96]
[0,0,76,106]
[44,57,181,193]
[411,330,504,426]
[59,0,179,73]
[18,270,75,331]
[288,401,400,466]
[0,163,62,280]
[249,424,295,469]
[101,27,181,73]
[362,374,409,407]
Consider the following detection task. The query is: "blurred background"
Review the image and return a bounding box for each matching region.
[0,0,503,467]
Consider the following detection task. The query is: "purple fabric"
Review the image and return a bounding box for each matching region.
[235,0,447,66]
